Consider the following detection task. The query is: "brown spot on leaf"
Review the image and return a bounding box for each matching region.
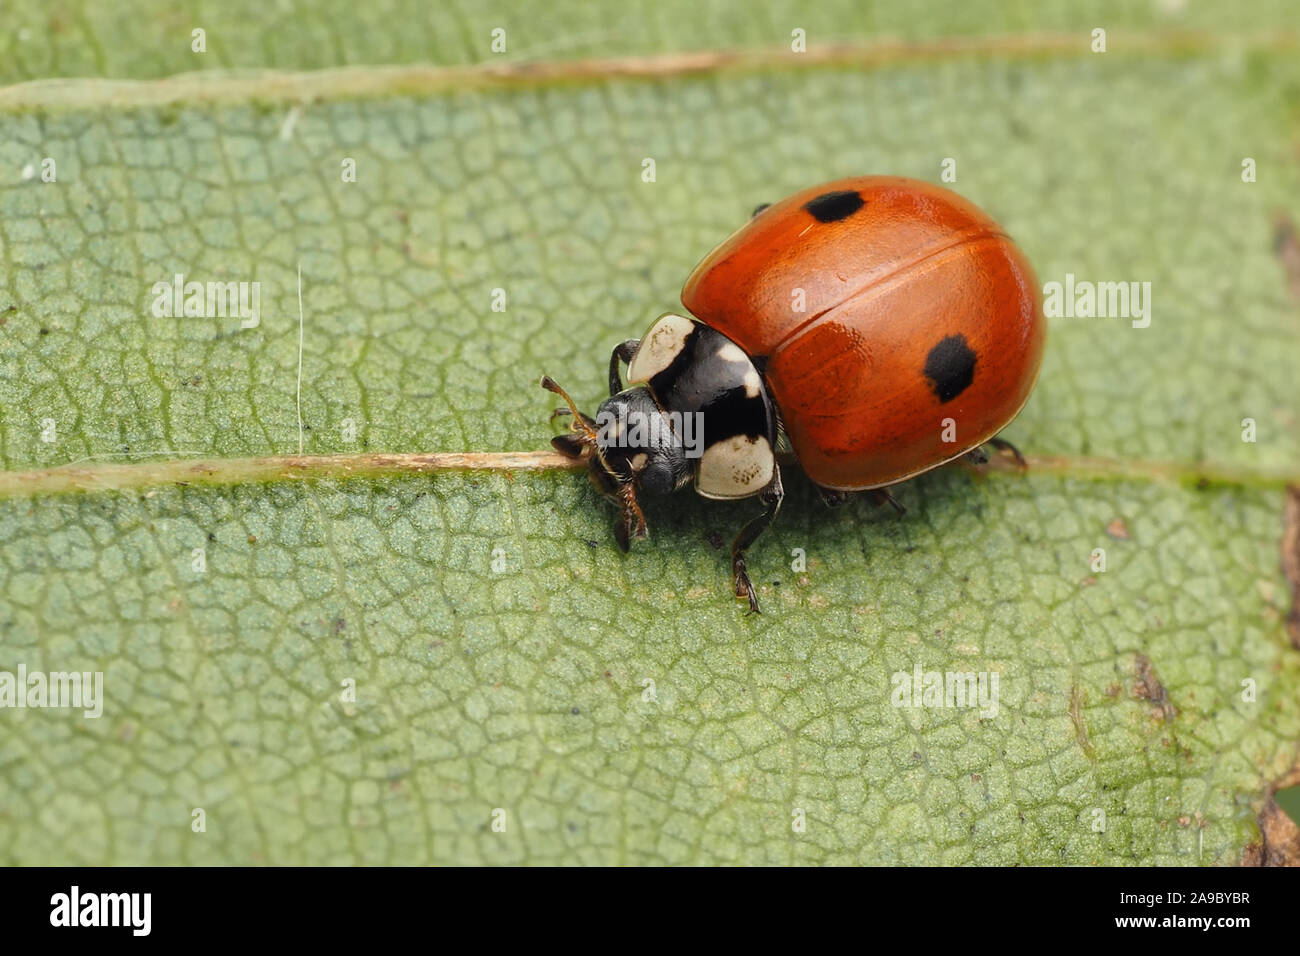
[1282,486,1300,650]
[1274,213,1300,304]
[1133,653,1176,722]
[1106,517,1130,540]
[1243,768,1300,866]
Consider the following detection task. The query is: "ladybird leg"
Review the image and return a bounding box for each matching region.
[613,512,632,552]
[865,488,907,516]
[613,482,648,552]
[549,402,600,457]
[815,484,852,509]
[551,433,588,459]
[751,202,771,218]
[608,339,640,396]
[964,446,989,465]
[987,436,1028,469]
[731,466,784,614]
[551,406,600,430]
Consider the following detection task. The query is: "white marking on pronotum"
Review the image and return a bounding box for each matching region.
[716,342,747,364]
[716,340,762,397]
[296,261,304,455]
[696,434,774,499]
[627,313,694,383]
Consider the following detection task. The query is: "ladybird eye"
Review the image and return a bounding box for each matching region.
[638,459,675,496]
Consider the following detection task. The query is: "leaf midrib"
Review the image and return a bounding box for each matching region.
[0,450,1295,501]
[0,29,1296,111]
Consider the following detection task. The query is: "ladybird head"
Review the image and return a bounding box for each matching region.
[541,376,690,550]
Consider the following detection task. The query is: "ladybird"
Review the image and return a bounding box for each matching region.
[544,176,1044,612]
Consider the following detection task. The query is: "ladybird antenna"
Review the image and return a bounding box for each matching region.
[540,375,616,473]
[540,375,586,420]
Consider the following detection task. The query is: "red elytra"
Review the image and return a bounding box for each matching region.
[681,176,1045,490]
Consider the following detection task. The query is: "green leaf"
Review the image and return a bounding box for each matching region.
[2,2,1299,864]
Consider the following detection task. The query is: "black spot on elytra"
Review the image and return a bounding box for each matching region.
[924,334,976,403]
[804,190,864,223]
[751,202,771,218]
